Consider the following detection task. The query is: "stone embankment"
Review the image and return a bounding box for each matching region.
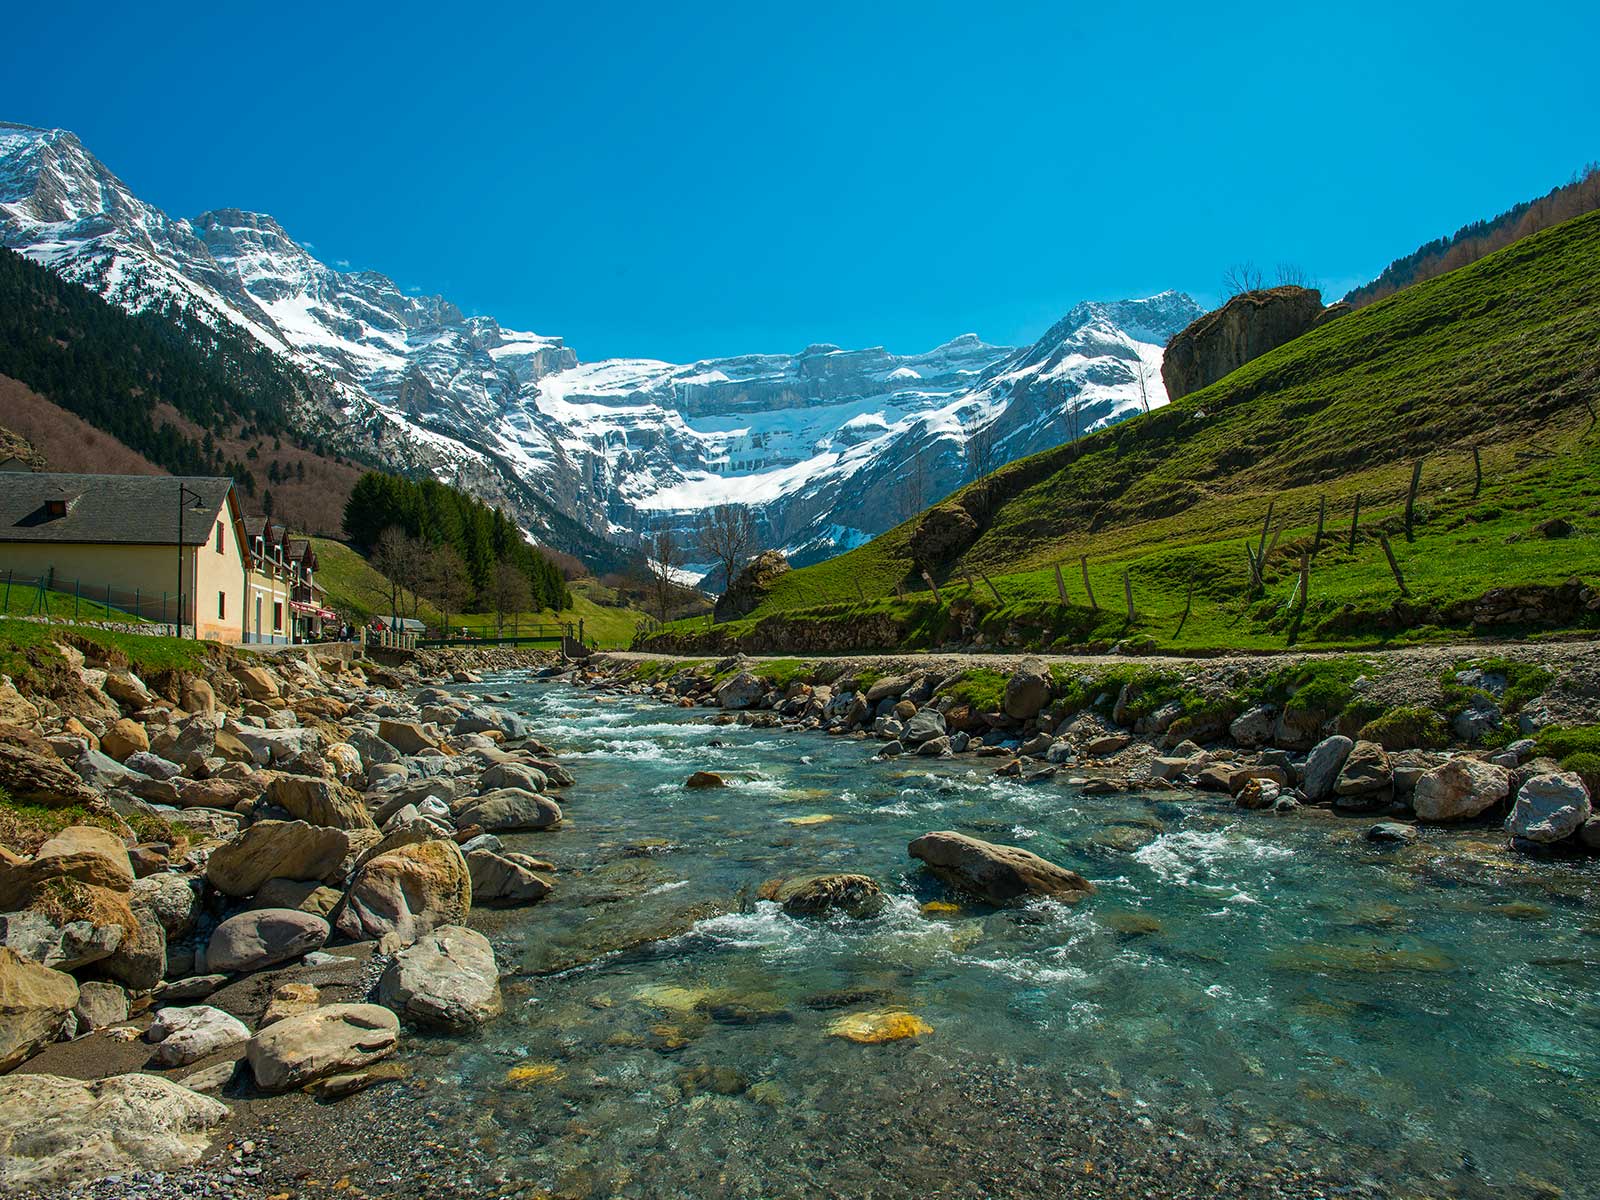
[0,639,565,1190]
[574,646,1600,858]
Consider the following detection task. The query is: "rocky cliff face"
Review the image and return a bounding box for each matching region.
[1161,287,1328,402]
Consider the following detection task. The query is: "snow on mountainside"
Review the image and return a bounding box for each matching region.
[0,120,1201,573]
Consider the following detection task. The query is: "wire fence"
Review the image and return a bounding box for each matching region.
[0,569,191,631]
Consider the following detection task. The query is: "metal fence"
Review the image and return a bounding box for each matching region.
[0,569,189,631]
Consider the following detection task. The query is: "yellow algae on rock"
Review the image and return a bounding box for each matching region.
[632,984,717,1012]
[920,900,961,915]
[505,1063,564,1085]
[783,813,834,826]
[827,1010,933,1044]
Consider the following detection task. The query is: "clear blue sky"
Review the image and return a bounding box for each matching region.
[3,1,1596,362]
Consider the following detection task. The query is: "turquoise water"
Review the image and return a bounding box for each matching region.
[437,677,1600,1198]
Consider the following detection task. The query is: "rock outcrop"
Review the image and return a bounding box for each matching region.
[1161,286,1329,401]
[714,550,791,622]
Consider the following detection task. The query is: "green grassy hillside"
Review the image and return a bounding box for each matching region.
[312,537,648,648]
[648,209,1600,655]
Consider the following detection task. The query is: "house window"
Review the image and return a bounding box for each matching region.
[215,522,224,553]
[273,602,283,632]
[218,591,227,619]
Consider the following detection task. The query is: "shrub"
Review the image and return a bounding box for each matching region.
[1534,724,1600,760]
[1358,706,1449,750]
[1559,751,1600,796]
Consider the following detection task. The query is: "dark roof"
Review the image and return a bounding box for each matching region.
[0,473,236,547]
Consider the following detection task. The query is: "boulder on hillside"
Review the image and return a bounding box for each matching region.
[0,1073,229,1189]
[909,502,979,571]
[908,831,1095,905]
[714,550,791,622]
[1003,659,1052,721]
[1161,285,1328,402]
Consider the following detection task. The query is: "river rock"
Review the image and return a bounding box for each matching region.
[0,743,104,808]
[1505,772,1592,844]
[1229,705,1277,748]
[1003,659,1052,720]
[1411,758,1513,822]
[10,825,135,901]
[1301,735,1353,803]
[466,849,553,904]
[0,1073,229,1188]
[246,1002,400,1092]
[103,671,154,709]
[230,665,279,701]
[713,671,765,710]
[1366,821,1420,843]
[0,910,122,972]
[684,770,726,789]
[908,831,1095,905]
[377,719,438,756]
[205,819,350,897]
[73,980,127,1031]
[131,872,199,939]
[0,948,77,1070]
[147,1004,250,1067]
[205,908,329,974]
[452,787,562,831]
[335,839,472,945]
[478,761,550,793]
[1334,740,1392,803]
[100,900,167,990]
[263,775,374,831]
[758,873,884,918]
[377,925,502,1031]
[903,709,947,746]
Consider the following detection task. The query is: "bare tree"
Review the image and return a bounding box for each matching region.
[1055,379,1086,442]
[696,504,756,601]
[1221,262,1264,297]
[897,447,930,522]
[372,525,415,622]
[429,544,472,637]
[648,528,682,623]
[965,419,999,483]
[1275,262,1311,288]
[490,561,531,635]
[1129,355,1153,415]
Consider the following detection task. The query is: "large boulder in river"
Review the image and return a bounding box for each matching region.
[908,831,1095,905]
[335,839,472,945]
[246,1003,399,1092]
[1505,772,1591,844]
[714,550,790,622]
[0,948,78,1071]
[1411,758,1513,822]
[1161,285,1327,402]
[205,820,350,898]
[377,925,501,1031]
[0,1073,229,1188]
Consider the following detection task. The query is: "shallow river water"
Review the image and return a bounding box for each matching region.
[429,675,1600,1199]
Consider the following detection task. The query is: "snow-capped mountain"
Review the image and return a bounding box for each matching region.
[0,120,1201,572]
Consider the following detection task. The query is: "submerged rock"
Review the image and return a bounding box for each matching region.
[826,1009,933,1043]
[757,873,884,918]
[908,831,1094,905]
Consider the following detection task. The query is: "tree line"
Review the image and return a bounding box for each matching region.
[342,471,571,627]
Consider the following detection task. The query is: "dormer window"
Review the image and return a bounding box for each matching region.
[45,499,67,518]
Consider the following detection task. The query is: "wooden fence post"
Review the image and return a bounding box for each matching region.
[1297,552,1310,611]
[1349,494,1361,551]
[1472,446,1482,499]
[1122,569,1135,621]
[1079,555,1098,610]
[978,570,1003,605]
[1053,561,1068,605]
[1256,500,1275,571]
[921,570,943,604]
[1378,533,1409,595]
[1404,459,1423,542]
